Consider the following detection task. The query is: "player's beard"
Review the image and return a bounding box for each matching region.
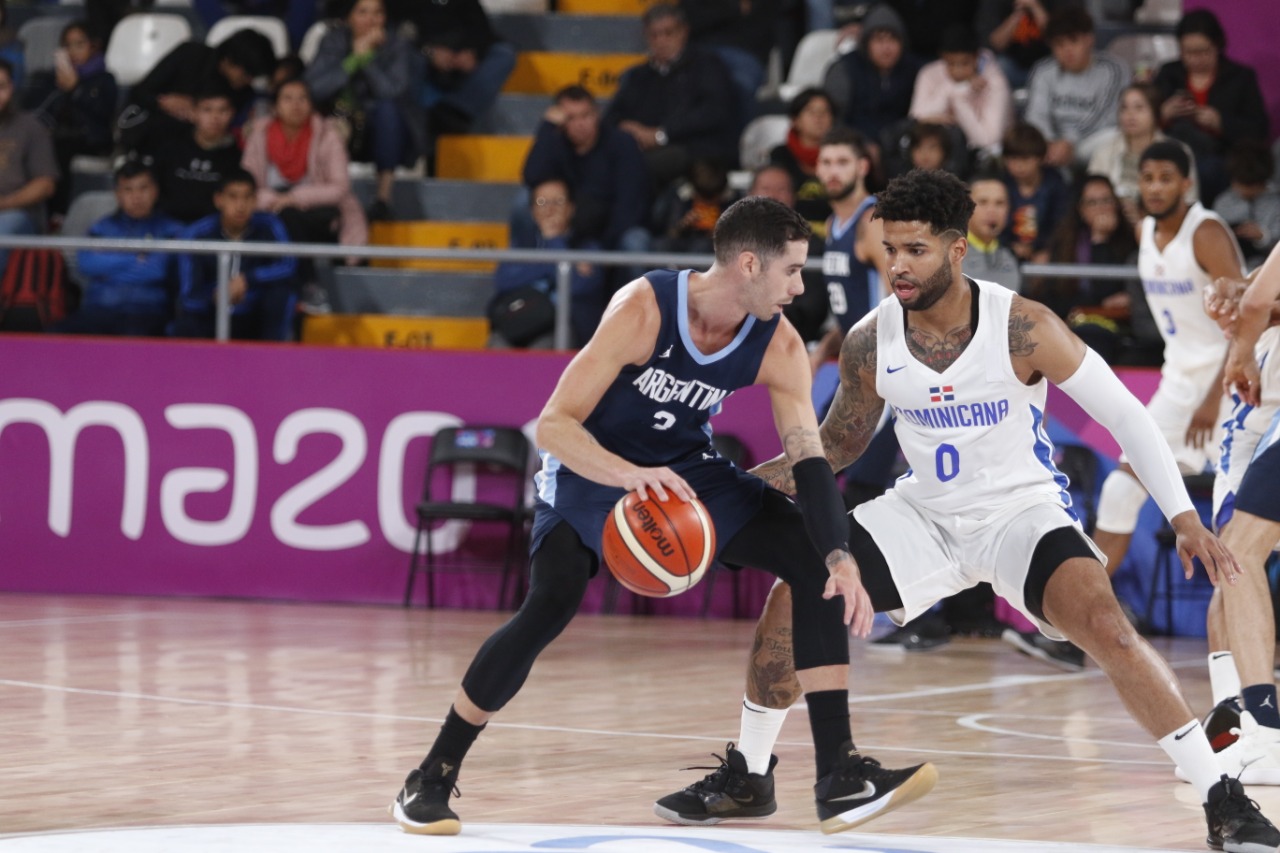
[825,179,858,202]
[1144,195,1183,221]
[898,255,954,312]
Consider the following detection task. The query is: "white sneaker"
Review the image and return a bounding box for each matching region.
[1218,711,1280,785]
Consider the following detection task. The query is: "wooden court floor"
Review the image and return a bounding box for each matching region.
[2,592,1277,851]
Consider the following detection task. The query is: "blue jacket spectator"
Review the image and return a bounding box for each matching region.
[58,161,183,337]
[173,169,297,341]
[823,4,924,145]
[520,86,650,251]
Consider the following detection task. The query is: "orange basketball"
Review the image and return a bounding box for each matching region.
[601,491,715,598]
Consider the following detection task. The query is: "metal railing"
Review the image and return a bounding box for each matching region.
[0,234,1139,349]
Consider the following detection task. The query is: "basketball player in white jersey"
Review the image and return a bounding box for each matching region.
[654,169,1280,852]
[1092,141,1245,581]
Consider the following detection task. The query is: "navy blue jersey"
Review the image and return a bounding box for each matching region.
[822,195,880,334]
[579,268,779,467]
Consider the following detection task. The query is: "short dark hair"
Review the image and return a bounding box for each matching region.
[215,28,277,81]
[642,3,685,29]
[1226,139,1274,186]
[553,84,595,106]
[62,19,102,51]
[1002,121,1048,159]
[216,167,257,194]
[787,87,834,120]
[194,78,236,105]
[938,24,980,56]
[1139,140,1192,178]
[819,126,870,159]
[273,76,311,103]
[874,168,975,238]
[115,159,156,184]
[1176,8,1226,52]
[1044,6,1094,42]
[713,196,811,266]
[909,122,951,158]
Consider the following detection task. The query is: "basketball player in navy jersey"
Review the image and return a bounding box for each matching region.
[391,197,937,837]
[656,170,1280,852]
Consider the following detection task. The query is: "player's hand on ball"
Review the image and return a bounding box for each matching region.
[621,466,695,503]
[823,552,874,637]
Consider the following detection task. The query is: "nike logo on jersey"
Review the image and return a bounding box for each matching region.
[1173,723,1198,740]
[659,345,673,358]
[886,364,906,373]
[827,781,877,802]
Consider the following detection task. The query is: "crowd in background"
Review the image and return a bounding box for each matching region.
[0,0,1272,350]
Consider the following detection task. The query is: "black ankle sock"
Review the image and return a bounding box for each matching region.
[422,707,486,772]
[806,690,854,779]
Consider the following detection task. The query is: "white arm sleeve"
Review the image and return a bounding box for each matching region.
[1056,347,1195,522]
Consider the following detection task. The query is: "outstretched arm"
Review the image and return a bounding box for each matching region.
[1225,244,1280,406]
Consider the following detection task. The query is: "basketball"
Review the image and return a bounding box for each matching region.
[601,492,715,598]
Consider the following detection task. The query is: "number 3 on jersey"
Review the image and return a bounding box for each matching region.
[935,443,959,482]
[652,411,676,430]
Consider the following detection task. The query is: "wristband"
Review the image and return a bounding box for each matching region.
[791,456,850,561]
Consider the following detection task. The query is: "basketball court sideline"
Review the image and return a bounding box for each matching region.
[1,593,1272,852]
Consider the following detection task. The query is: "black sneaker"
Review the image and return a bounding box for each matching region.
[869,615,951,652]
[1206,698,1245,752]
[653,743,778,825]
[390,757,462,835]
[1001,628,1086,672]
[814,742,938,834]
[1204,774,1280,852]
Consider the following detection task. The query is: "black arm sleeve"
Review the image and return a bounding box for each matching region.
[791,456,850,561]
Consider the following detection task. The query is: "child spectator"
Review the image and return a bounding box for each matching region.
[152,84,244,224]
[240,77,368,261]
[1000,121,1068,263]
[907,122,951,172]
[172,168,298,341]
[962,173,1021,292]
[29,20,117,218]
[909,23,1010,154]
[58,161,182,337]
[490,178,604,349]
[652,158,734,256]
[1213,140,1280,267]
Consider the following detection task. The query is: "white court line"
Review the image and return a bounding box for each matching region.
[0,613,169,628]
[957,713,1162,750]
[0,677,1168,767]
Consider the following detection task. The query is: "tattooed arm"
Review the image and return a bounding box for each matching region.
[1007,293,1083,384]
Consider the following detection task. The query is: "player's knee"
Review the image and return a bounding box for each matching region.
[1078,602,1139,654]
[1095,470,1148,534]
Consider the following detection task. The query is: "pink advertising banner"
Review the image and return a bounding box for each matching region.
[0,336,784,614]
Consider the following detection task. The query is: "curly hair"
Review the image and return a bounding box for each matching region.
[873,168,975,238]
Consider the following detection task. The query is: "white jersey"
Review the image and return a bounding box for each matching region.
[1137,203,1242,379]
[875,278,1072,518]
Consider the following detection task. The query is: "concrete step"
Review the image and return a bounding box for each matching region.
[490,13,644,52]
[328,267,494,318]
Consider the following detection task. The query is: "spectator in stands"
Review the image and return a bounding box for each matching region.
[1023,7,1128,168]
[975,0,1073,90]
[152,84,244,225]
[963,172,1021,292]
[118,29,277,160]
[651,158,733,255]
[391,0,515,139]
[822,4,923,146]
[880,0,979,60]
[306,0,420,222]
[27,20,117,219]
[906,122,950,171]
[768,87,835,227]
[241,77,367,263]
[1037,174,1143,361]
[1087,83,1198,230]
[1213,140,1280,268]
[908,23,1010,155]
[678,0,781,129]
[58,161,182,337]
[604,4,739,188]
[0,58,56,270]
[193,0,317,52]
[517,85,650,258]
[173,168,298,341]
[1001,121,1068,263]
[1153,8,1269,207]
[0,0,22,91]
[491,178,604,349]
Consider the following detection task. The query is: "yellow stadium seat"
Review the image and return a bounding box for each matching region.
[369,221,510,272]
[301,314,490,349]
[435,135,532,182]
[503,51,644,97]
[556,0,656,14]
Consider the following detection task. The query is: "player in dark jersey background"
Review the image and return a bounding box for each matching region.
[390,197,936,837]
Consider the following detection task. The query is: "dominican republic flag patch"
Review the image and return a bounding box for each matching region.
[929,385,955,402]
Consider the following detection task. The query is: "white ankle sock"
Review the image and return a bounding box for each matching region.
[738,696,788,775]
[1209,651,1242,706]
[1159,720,1222,801]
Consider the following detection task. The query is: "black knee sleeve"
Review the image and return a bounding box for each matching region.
[460,522,592,711]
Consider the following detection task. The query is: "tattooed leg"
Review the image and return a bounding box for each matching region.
[746,582,802,709]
